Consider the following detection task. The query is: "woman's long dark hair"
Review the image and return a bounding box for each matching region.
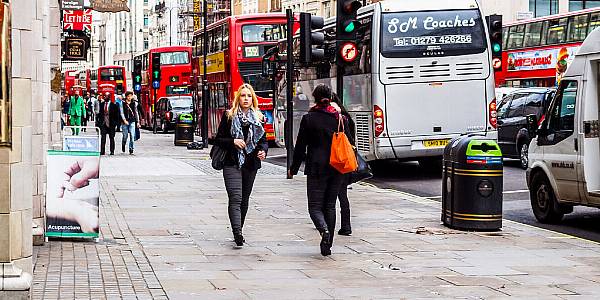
[331,92,349,116]
[312,84,332,105]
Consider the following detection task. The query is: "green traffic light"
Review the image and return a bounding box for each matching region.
[493,43,501,53]
[135,75,141,82]
[344,22,355,33]
[153,71,159,78]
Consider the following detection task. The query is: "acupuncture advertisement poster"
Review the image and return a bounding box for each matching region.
[46,151,100,238]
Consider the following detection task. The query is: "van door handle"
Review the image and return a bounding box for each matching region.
[574,138,578,152]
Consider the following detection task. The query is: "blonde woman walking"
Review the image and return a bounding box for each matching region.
[214,84,268,247]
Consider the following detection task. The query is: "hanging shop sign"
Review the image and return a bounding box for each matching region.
[0,1,11,148]
[90,0,130,13]
[62,0,84,10]
[63,9,92,31]
[193,0,201,31]
[63,36,89,61]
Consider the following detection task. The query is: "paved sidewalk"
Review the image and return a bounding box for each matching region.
[33,132,600,299]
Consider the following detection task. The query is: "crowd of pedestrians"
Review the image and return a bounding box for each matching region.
[61,89,141,155]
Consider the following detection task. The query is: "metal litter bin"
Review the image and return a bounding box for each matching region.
[174,113,194,146]
[442,136,503,231]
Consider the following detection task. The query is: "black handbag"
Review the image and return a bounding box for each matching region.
[350,150,373,184]
[210,145,227,170]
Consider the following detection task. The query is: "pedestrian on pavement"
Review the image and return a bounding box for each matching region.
[81,91,89,130]
[61,94,70,128]
[289,84,352,256]
[68,90,86,135]
[120,91,140,155]
[214,83,268,247]
[331,92,355,236]
[97,92,120,155]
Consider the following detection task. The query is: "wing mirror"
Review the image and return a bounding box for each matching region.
[526,114,538,136]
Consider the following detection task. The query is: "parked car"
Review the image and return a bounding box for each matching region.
[497,87,555,169]
[155,96,194,133]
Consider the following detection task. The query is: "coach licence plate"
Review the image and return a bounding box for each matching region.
[423,139,449,148]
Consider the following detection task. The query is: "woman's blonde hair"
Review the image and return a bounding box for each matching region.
[227,83,264,121]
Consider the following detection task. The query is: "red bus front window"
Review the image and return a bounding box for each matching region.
[100,68,123,81]
[241,24,286,43]
[160,51,190,65]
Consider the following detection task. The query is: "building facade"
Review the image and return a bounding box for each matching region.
[111,0,148,71]
[233,0,280,15]
[1,0,62,297]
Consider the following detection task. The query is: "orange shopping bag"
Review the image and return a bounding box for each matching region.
[330,117,358,174]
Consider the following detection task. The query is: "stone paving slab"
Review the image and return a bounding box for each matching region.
[32,133,600,299]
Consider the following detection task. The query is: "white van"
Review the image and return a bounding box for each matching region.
[527,28,600,223]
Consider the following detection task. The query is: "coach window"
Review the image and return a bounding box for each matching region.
[588,12,600,34]
[507,24,525,49]
[215,26,223,52]
[567,14,589,42]
[502,27,509,49]
[546,17,568,44]
[524,22,543,47]
[222,25,229,49]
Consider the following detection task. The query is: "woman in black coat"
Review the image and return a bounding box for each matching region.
[289,84,352,256]
[214,84,268,247]
[331,93,355,236]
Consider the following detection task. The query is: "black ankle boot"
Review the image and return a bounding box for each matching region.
[122,142,126,153]
[320,231,331,256]
[234,233,244,246]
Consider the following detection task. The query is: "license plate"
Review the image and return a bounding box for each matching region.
[423,139,449,148]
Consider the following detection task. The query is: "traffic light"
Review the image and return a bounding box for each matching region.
[487,14,503,71]
[337,0,362,41]
[133,58,142,92]
[152,53,161,89]
[299,12,325,64]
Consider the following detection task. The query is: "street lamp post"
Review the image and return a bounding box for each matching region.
[201,0,208,148]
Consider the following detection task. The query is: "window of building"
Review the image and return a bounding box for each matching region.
[570,0,600,11]
[144,38,149,50]
[530,0,559,17]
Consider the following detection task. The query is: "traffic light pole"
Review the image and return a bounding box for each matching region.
[153,88,158,134]
[286,9,294,179]
[201,0,209,148]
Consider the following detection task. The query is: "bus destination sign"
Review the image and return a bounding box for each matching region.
[381,9,486,58]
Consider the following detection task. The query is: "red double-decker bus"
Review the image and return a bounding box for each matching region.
[497,7,600,87]
[93,65,127,96]
[134,46,193,129]
[192,14,288,141]
[63,70,77,95]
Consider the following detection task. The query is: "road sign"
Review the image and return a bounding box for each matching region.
[63,9,92,31]
[340,42,358,63]
[134,84,141,92]
[152,80,160,89]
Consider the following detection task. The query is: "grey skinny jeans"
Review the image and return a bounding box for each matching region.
[223,166,258,234]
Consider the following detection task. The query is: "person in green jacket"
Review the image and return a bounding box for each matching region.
[69,90,86,135]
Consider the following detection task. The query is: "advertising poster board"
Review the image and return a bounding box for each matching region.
[46,151,100,238]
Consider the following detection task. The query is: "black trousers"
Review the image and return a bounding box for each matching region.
[100,125,116,155]
[307,173,345,243]
[223,166,258,234]
[338,175,351,231]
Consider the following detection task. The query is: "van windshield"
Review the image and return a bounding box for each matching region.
[381,9,487,58]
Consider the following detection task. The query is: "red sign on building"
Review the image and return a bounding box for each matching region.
[63,9,92,31]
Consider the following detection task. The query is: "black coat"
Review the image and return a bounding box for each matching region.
[290,109,354,177]
[97,101,120,128]
[214,110,269,171]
